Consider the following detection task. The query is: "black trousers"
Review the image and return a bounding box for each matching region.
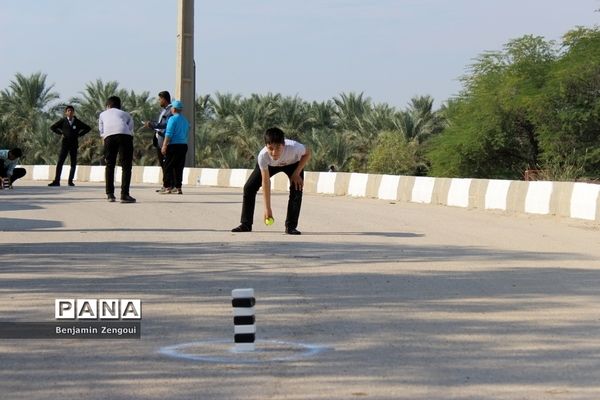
[153,135,171,188]
[0,161,26,184]
[163,144,188,189]
[104,134,133,196]
[240,162,303,229]
[54,139,78,183]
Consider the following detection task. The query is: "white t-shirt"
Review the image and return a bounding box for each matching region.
[257,139,306,170]
[98,108,134,139]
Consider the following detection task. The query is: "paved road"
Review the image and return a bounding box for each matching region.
[1,181,599,400]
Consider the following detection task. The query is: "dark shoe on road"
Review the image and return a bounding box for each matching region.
[107,194,116,202]
[68,181,75,186]
[120,195,137,203]
[285,227,302,235]
[231,224,252,232]
[48,181,60,187]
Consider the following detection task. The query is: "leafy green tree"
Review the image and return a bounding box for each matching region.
[429,35,558,178]
[367,131,417,175]
[534,27,600,179]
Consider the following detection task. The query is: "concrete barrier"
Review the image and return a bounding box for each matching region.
[18,165,600,222]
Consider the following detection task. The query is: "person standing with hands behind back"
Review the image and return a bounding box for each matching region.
[160,100,188,195]
[48,105,91,187]
[98,96,136,203]
[232,127,311,235]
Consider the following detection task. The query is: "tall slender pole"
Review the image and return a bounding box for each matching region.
[176,0,196,167]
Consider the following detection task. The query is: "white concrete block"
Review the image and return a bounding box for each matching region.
[525,181,553,215]
[485,179,512,210]
[378,175,401,200]
[316,172,336,194]
[60,167,75,181]
[114,166,122,183]
[89,166,105,182]
[199,168,219,186]
[32,165,50,180]
[142,166,161,184]
[182,167,191,186]
[348,173,369,197]
[447,178,472,208]
[229,169,249,188]
[570,182,600,220]
[411,177,435,204]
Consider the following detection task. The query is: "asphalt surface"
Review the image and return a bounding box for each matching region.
[1,181,599,400]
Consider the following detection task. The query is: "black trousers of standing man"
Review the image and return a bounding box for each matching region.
[163,143,188,189]
[53,139,78,183]
[240,162,303,230]
[104,134,133,197]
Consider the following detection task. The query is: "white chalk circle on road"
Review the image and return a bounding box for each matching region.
[159,339,330,364]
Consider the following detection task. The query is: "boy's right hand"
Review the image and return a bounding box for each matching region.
[263,209,273,221]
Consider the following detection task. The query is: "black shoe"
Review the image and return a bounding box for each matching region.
[107,194,116,202]
[68,181,75,186]
[231,224,252,232]
[48,181,60,187]
[120,195,137,203]
[285,227,302,235]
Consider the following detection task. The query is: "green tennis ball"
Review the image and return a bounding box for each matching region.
[265,217,274,226]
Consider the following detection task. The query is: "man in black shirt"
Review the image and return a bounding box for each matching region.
[48,105,91,186]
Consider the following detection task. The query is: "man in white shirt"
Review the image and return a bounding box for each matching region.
[232,127,311,235]
[98,96,136,203]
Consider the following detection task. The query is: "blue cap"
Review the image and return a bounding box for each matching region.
[171,100,183,110]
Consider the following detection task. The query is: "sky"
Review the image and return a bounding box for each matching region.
[0,0,598,109]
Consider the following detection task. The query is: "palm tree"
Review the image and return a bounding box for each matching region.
[332,92,373,134]
[0,72,60,148]
[399,95,445,143]
[304,128,355,172]
[21,118,58,165]
[71,79,124,122]
[273,95,313,139]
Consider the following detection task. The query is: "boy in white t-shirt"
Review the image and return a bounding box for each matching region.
[232,127,311,235]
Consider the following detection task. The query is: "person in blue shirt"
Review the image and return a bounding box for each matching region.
[160,100,189,194]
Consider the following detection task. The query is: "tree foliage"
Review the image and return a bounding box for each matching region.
[429,28,600,181]
[7,27,599,181]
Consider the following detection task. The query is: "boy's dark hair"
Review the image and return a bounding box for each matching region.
[10,148,23,158]
[264,127,285,145]
[158,91,171,103]
[106,96,122,109]
[65,105,75,112]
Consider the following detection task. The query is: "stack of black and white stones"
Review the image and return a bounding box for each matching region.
[232,288,256,351]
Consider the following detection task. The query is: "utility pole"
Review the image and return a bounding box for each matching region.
[176,0,195,167]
